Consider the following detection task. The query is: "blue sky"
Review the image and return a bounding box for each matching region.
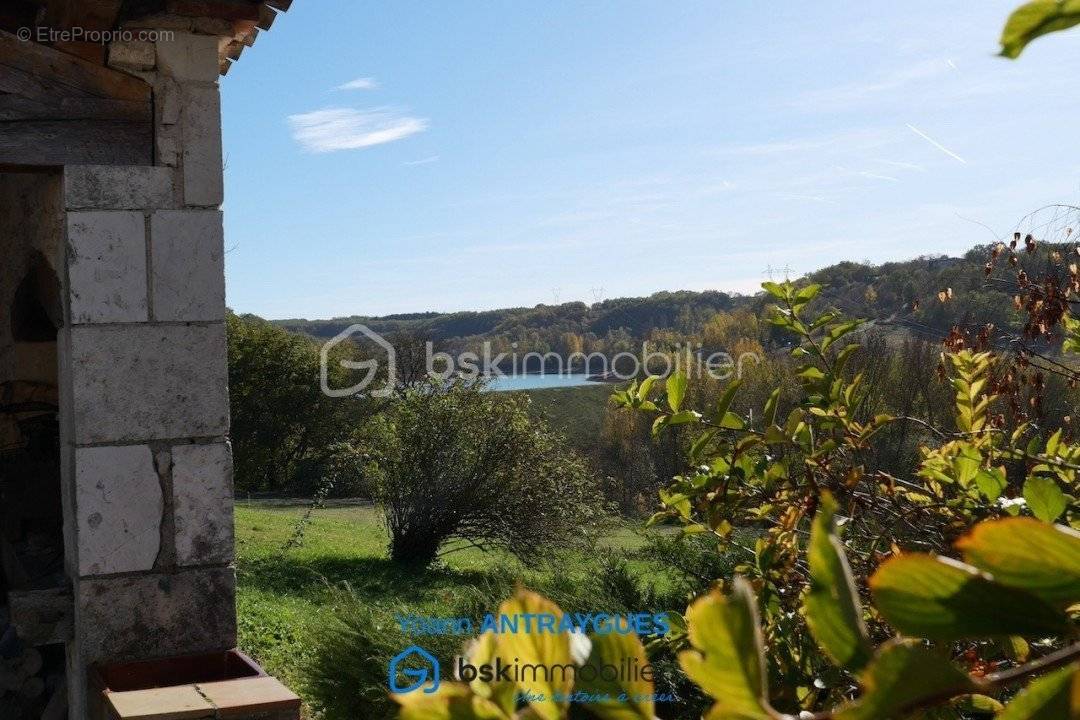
[221,1,1080,319]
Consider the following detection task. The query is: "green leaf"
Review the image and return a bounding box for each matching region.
[869,555,1072,640]
[806,493,872,671]
[1000,0,1080,59]
[678,579,772,719]
[667,371,688,413]
[690,429,719,463]
[833,343,860,374]
[821,320,863,352]
[1024,476,1068,522]
[659,489,691,519]
[1066,313,1080,354]
[719,411,745,430]
[974,466,1008,502]
[711,380,741,425]
[396,683,511,720]
[465,632,519,716]
[952,694,1005,715]
[795,283,822,304]
[997,663,1080,719]
[762,388,780,428]
[761,281,787,300]
[495,591,573,720]
[834,641,978,720]
[956,518,1080,607]
[667,410,702,426]
[577,632,655,720]
[637,375,658,403]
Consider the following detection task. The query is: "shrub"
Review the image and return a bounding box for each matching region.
[362,379,607,568]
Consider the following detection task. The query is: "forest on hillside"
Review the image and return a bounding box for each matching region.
[230,238,1080,511]
[270,241,1064,367]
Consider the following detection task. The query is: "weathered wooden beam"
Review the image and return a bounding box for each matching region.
[72,0,125,31]
[166,0,261,21]
[256,3,277,30]
[0,120,152,165]
[0,91,148,122]
[0,29,152,166]
[51,40,107,65]
[0,30,148,101]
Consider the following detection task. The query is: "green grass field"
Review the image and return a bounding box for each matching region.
[523,383,615,453]
[234,500,680,714]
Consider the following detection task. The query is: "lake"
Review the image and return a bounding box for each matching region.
[486,373,600,392]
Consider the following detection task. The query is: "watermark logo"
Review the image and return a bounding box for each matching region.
[320,324,397,398]
[320,324,762,398]
[388,645,440,695]
[16,26,175,44]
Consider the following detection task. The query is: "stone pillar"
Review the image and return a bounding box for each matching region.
[58,33,235,719]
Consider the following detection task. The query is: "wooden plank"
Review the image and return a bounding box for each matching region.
[225,40,243,61]
[256,4,277,30]
[51,40,107,65]
[0,29,152,166]
[67,0,125,31]
[0,92,147,122]
[0,30,150,102]
[0,120,152,166]
[166,0,261,21]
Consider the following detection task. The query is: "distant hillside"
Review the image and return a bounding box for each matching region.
[270,243,1049,353]
[276,290,740,342]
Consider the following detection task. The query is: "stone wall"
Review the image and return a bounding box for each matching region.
[55,32,236,720]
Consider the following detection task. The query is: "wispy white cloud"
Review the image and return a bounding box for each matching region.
[905,123,967,164]
[288,107,428,153]
[793,59,954,111]
[776,193,837,204]
[875,158,925,172]
[714,128,896,158]
[857,170,900,182]
[336,77,379,91]
[404,155,440,166]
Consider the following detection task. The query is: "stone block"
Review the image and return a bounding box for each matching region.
[76,567,237,665]
[157,77,182,127]
[108,41,156,72]
[64,166,177,210]
[181,84,224,207]
[151,210,226,322]
[157,130,182,168]
[69,323,229,445]
[75,445,162,577]
[155,32,220,83]
[173,442,234,566]
[66,212,148,324]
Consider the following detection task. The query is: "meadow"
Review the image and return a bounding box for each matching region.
[233,500,704,716]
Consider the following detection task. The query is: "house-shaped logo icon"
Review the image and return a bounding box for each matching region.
[388,645,440,694]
